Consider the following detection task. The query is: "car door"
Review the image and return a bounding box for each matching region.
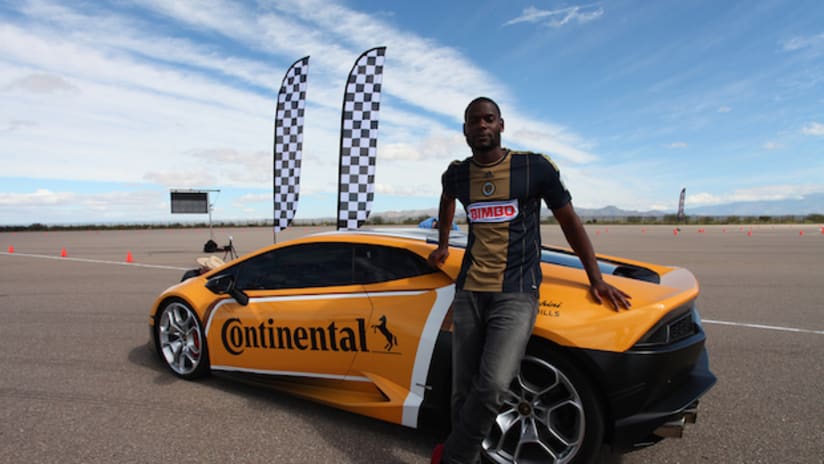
[205,242,373,378]
[348,243,454,426]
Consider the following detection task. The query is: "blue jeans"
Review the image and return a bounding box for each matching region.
[443,290,539,464]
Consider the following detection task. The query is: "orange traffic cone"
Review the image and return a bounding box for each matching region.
[7,245,13,253]
[60,248,67,257]
[126,251,134,263]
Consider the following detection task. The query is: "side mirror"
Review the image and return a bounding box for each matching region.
[205,274,249,306]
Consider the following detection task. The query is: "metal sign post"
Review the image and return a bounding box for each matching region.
[170,188,221,245]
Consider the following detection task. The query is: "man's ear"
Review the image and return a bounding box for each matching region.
[462,122,468,136]
[500,118,505,132]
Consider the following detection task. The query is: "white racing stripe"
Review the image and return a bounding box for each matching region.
[211,365,371,383]
[0,251,189,270]
[703,319,824,335]
[401,284,455,428]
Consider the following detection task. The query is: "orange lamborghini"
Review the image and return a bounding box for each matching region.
[148,228,715,463]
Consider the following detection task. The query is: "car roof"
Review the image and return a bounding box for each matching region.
[315,227,661,284]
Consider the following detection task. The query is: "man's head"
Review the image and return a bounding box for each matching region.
[463,97,504,153]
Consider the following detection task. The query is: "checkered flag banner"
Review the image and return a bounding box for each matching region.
[337,47,386,230]
[273,56,309,236]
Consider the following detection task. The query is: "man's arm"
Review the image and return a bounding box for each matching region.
[428,192,456,267]
[552,202,632,310]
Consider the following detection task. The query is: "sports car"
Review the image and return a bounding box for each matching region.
[148,228,716,463]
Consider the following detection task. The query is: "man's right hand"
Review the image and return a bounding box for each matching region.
[428,247,449,268]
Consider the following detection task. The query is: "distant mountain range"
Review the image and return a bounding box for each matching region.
[372,193,824,220]
[683,193,824,216]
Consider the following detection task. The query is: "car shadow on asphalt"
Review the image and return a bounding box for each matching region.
[127,342,436,463]
[127,342,626,463]
[127,341,185,386]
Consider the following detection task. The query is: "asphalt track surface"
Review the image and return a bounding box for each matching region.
[1,224,822,464]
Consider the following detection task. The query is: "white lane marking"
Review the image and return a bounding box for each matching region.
[0,251,189,271]
[703,319,824,335]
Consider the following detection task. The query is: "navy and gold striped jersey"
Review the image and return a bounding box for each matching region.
[442,150,571,294]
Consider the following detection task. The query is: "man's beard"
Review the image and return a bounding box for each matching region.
[467,133,499,151]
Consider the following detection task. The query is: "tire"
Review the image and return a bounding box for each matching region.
[482,346,605,464]
[156,300,210,379]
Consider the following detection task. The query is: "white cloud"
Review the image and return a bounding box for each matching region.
[687,184,824,206]
[2,120,37,132]
[237,193,270,203]
[782,33,824,51]
[0,188,167,224]
[0,0,601,200]
[504,4,605,28]
[763,141,784,150]
[142,171,220,189]
[375,183,435,197]
[0,189,73,206]
[12,0,815,224]
[686,192,721,206]
[801,121,824,136]
[4,73,78,94]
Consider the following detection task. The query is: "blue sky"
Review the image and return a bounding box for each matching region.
[1,0,822,225]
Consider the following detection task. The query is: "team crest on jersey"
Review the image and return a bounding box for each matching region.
[482,181,495,196]
[467,199,519,223]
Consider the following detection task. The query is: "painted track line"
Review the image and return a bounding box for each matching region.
[703,319,824,335]
[0,251,189,271]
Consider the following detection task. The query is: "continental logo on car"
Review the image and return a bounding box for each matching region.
[221,315,401,355]
[221,317,370,355]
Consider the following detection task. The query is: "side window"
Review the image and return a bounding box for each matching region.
[235,243,354,290]
[354,245,436,284]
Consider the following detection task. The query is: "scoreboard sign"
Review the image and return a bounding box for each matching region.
[170,190,209,214]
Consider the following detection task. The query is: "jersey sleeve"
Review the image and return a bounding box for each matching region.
[536,154,571,210]
[441,159,463,198]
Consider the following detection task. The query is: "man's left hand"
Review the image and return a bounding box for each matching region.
[590,280,632,310]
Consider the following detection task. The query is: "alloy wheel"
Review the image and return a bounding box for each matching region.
[157,302,204,376]
[483,355,586,464]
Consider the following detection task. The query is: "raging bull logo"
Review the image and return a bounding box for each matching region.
[221,317,369,355]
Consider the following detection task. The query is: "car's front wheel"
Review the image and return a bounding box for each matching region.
[483,348,604,464]
[156,300,210,379]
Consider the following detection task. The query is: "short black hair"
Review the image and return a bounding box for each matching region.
[464,96,501,120]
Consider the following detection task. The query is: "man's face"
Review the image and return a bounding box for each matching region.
[463,101,504,151]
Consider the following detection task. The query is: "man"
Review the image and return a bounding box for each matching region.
[428,97,631,464]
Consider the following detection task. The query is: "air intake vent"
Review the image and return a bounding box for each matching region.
[635,306,698,348]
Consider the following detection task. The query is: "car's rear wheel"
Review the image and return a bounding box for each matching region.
[156,300,210,379]
[482,349,604,464]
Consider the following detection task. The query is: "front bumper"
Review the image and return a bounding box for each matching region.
[580,330,717,450]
